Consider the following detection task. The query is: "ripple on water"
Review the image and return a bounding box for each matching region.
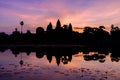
[0,63,119,80]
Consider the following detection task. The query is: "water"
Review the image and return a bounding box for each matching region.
[0,47,120,80]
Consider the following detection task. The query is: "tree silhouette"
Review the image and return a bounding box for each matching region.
[12,28,20,35]
[20,21,24,34]
[110,24,120,46]
[111,24,119,32]
[83,27,93,34]
[99,26,105,30]
[26,30,31,34]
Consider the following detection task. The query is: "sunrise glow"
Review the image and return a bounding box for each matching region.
[0,0,120,34]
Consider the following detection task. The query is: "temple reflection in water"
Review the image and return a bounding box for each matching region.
[0,46,120,66]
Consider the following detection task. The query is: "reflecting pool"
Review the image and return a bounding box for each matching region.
[0,47,120,80]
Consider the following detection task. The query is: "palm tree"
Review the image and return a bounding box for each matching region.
[99,26,105,31]
[20,21,24,34]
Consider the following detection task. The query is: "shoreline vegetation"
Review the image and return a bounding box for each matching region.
[0,19,120,47]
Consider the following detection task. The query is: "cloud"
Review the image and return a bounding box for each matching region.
[0,0,120,33]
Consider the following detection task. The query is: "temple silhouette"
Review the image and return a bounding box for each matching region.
[0,19,120,47]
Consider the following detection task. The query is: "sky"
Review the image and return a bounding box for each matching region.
[0,0,120,34]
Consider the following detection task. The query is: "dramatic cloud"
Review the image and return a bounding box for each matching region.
[0,0,120,34]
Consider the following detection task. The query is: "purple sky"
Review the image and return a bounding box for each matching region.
[0,0,120,34]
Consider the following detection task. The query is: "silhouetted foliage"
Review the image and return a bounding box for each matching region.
[82,26,110,46]
[20,21,24,34]
[0,32,9,44]
[0,20,120,48]
[20,21,24,26]
[110,24,120,46]
[26,30,31,34]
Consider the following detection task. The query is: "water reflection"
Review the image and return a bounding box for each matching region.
[10,47,79,66]
[0,46,120,80]
[0,46,120,66]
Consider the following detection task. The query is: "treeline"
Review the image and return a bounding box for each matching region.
[0,20,120,47]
